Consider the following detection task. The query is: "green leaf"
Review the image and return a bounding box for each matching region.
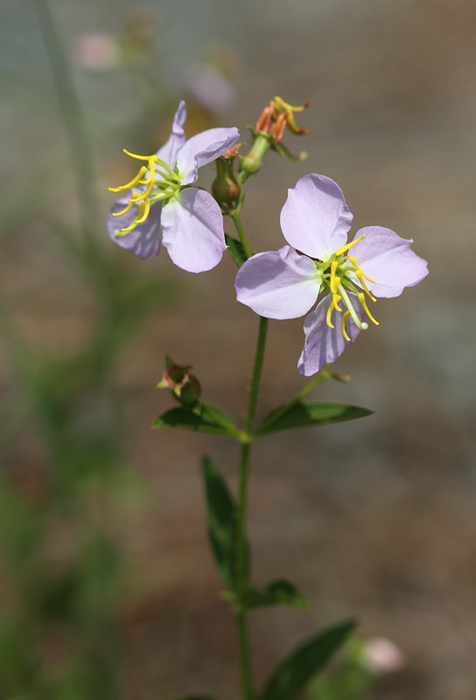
[201,456,238,590]
[225,234,248,267]
[240,579,309,611]
[255,401,373,437]
[261,620,357,700]
[152,403,242,439]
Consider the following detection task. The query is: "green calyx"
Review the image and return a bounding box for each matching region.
[212,156,242,212]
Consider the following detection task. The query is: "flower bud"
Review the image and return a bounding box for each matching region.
[212,152,241,212]
[175,375,201,405]
[239,134,272,178]
[156,356,201,406]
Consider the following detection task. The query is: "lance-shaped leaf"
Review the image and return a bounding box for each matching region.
[239,579,309,612]
[152,403,242,439]
[225,234,249,267]
[261,619,357,700]
[254,401,372,437]
[202,456,247,590]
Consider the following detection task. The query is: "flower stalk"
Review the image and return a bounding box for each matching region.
[236,315,268,700]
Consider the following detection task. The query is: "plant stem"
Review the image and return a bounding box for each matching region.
[236,315,268,700]
[34,0,99,244]
[231,211,254,260]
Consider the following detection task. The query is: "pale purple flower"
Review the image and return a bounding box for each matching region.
[235,173,428,375]
[187,65,235,114]
[107,101,239,273]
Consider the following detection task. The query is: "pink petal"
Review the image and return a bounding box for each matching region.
[156,101,187,167]
[351,227,429,298]
[160,188,226,273]
[235,246,320,320]
[107,196,161,259]
[280,174,353,261]
[297,293,364,376]
[176,127,240,185]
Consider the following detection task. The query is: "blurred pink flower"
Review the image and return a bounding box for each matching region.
[361,637,406,674]
[72,33,120,71]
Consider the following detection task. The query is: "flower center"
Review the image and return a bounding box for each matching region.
[109,149,182,235]
[316,236,379,341]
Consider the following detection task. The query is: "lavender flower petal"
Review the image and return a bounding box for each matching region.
[280,174,353,261]
[107,196,161,259]
[161,188,226,272]
[235,246,320,320]
[351,226,429,298]
[176,127,240,185]
[156,100,187,167]
[297,293,364,376]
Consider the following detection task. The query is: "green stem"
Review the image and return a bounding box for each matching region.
[236,316,268,700]
[231,211,254,260]
[34,0,99,243]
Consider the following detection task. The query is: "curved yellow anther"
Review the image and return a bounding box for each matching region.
[334,235,366,258]
[112,198,137,217]
[272,97,309,135]
[347,255,376,301]
[135,197,151,224]
[123,149,156,161]
[326,299,335,329]
[330,261,339,293]
[273,96,307,113]
[358,293,379,326]
[341,311,351,341]
[119,219,139,233]
[109,165,148,193]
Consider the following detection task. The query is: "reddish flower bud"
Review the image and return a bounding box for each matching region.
[157,356,201,406]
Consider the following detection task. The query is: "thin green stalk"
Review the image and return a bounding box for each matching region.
[34,0,99,242]
[236,316,268,700]
[231,211,254,260]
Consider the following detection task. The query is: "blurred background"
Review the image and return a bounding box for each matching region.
[1,0,476,698]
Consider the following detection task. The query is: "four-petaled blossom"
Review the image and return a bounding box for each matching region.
[235,173,428,376]
[107,101,239,273]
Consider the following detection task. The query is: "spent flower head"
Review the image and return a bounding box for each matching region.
[240,97,308,179]
[157,356,201,406]
[235,173,428,375]
[107,101,239,272]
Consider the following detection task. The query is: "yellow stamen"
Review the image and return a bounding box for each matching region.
[118,219,139,234]
[341,311,351,341]
[329,261,343,312]
[358,293,379,326]
[338,285,368,331]
[329,261,339,293]
[347,254,374,283]
[334,235,366,257]
[123,149,155,161]
[112,198,137,217]
[326,299,335,329]
[135,197,150,224]
[346,255,376,301]
[273,96,307,113]
[272,97,309,135]
[109,165,148,193]
[110,148,182,236]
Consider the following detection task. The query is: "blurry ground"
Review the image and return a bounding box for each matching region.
[2,0,476,699]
